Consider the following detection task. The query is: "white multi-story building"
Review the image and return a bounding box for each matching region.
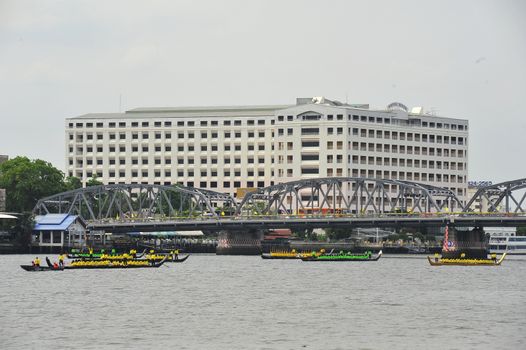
[466,181,493,212]
[66,97,469,204]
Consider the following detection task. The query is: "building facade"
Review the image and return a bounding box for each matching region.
[66,97,469,206]
[466,181,493,212]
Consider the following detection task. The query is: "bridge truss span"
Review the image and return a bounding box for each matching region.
[33,184,236,222]
[464,178,526,213]
[236,177,463,216]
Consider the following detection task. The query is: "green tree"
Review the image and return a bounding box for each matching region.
[0,157,66,212]
[291,228,316,240]
[64,176,82,191]
[516,226,526,236]
[86,175,103,187]
[11,213,34,248]
[325,227,352,241]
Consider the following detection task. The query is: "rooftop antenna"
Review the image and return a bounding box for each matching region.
[119,94,122,112]
[345,93,348,104]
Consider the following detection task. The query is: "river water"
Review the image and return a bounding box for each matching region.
[0,254,525,350]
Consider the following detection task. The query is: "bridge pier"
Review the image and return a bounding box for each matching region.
[442,226,489,259]
[216,230,263,255]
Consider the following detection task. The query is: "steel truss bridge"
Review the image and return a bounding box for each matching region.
[33,178,526,233]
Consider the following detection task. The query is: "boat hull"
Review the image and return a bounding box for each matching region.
[147,254,190,263]
[20,265,64,271]
[301,251,382,262]
[427,253,506,266]
[64,263,163,269]
[171,254,189,263]
[261,253,301,259]
[20,257,169,270]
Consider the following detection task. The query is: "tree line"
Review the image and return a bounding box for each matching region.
[0,156,101,213]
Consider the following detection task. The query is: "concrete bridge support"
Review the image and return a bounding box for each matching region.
[442,226,489,259]
[216,230,263,255]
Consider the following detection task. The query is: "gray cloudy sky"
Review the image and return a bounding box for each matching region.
[0,0,525,182]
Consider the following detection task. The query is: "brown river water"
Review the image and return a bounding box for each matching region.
[1,254,525,350]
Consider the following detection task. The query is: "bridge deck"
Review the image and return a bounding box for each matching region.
[88,215,526,233]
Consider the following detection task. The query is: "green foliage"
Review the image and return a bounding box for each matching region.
[425,233,439,242]
[86,175,103,187]
[64,176,82,191]
[413,232,425,242]
[387,232,409,242]
[516,226,526,236]
[291,228,313,240]
[0,156,66,212]
[11,212,34,247]
[325,227,352,241]
[167,185,192,213]
[215,206,236,216]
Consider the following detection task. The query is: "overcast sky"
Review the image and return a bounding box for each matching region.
[0,0,525,183]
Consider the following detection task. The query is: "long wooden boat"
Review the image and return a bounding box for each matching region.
[427,253,506,266]
[145,254,190,263]
[67,249,146,260]
[21,257,168,271]
[20,257,64,271]
[261,250,321,259]
[261,253,299,259]
[301,250,382,262]
[64,257,168,269]
[20,265,64,271]
[171,254,189,263]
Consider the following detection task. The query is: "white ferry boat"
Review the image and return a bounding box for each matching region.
[489,233,526,255]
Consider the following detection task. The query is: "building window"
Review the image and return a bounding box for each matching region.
[302,154,319,161]
[302,141,319,147]
[302,128,319,135]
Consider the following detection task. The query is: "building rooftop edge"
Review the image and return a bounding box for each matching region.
[66,100,468,123]
[127,104,292,113]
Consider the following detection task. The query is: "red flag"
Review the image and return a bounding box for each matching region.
[442,225,449,251]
